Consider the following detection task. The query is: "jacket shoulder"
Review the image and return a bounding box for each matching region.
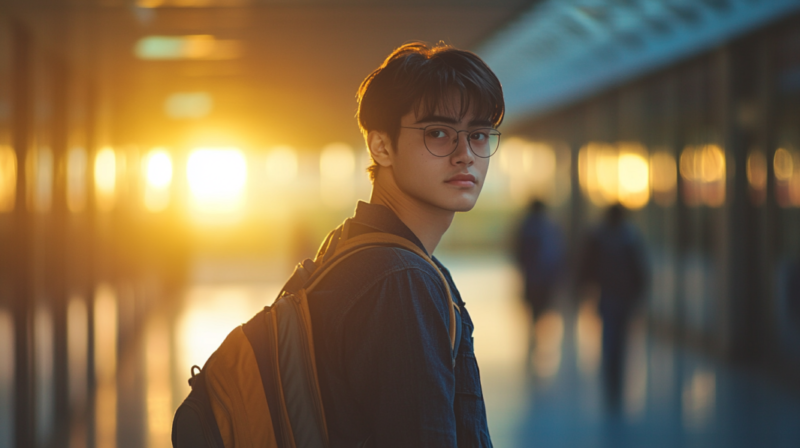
[333,244,437,280]
[311,245,443,299]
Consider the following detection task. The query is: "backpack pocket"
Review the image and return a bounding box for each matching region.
[172,369,225,448]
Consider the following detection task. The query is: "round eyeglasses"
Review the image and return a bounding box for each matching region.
[400,124,501,158]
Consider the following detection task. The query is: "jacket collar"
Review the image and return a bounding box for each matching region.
[350,201,429,257]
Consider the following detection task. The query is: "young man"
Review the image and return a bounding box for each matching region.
[307,42,504,447]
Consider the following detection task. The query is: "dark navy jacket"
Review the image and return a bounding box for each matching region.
[307,202,492,448]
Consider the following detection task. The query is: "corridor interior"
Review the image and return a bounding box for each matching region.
[4,253,795,448]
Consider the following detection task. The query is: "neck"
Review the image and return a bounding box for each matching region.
[369,170,454,255]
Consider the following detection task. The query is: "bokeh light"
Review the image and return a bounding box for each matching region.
[579,142,650,209]
[145,317,172,448]
[0,146,16,212]
[533,311,564,379]
[143,149,172,213]
[498,138,559,204]
[747,150,767,190]
[95,147,117,212]
[617,144,650,209]
[93,285,118,448]
[187,147,247,214]
[576,297,602,377]
[650,150,677,207]
[27,147,53,213]
[145,150,173,189]
[67,297,87,413]
[34,305,54,440]
[747,149,767,205]
[67,148,87,213]
[774,146,800,208]
[683,370,716,429]
[680,144,726,207]
[774,148,794,181]
[135,35,243,60]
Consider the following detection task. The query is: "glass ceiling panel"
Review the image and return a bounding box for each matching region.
[475,0,800,125]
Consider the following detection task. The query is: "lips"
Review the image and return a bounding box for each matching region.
[445,173,477,187]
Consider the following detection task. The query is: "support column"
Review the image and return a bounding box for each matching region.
[51,55,71,441]
[11,21,34,448]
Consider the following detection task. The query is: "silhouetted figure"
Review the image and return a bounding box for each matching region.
[514,200,564,368]
[788,259,800,330]
[515,201,564,316]
[578,204,648,411]
[780,257,800,352]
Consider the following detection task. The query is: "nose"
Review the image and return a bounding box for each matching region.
[451,130,476,165]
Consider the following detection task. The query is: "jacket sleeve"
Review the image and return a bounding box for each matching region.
[341,265,457,448]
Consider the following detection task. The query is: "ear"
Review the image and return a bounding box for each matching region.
[367,130,394,168]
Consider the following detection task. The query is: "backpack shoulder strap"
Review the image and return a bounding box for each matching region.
[304,227,460,356]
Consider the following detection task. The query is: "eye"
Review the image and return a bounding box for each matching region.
[426,128,451,139]
[470,130,489,141]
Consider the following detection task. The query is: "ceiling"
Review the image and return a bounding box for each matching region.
[6,0,534,150]
[477,0,800,128]
[9,0,797,150]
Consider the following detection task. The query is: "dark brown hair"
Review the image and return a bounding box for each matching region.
[356,42,505,181]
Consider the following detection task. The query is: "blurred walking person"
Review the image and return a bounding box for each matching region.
[514,200,564,371]
[578,203,648,411]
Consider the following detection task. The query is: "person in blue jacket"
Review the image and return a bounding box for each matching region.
[578,203,648,412]
[514,199,564,366]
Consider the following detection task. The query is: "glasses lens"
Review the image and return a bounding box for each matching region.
[469,129,500,157]
[423,126,458,156]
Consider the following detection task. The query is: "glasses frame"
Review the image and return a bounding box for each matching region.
[400,124,502,158]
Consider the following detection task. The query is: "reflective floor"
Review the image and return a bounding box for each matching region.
[443,255,800,448]
[5,255,800,448]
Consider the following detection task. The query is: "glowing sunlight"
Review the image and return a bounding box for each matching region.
[143,149,173,213]
[187,147,247,214]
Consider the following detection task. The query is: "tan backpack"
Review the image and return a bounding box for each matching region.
[171,220,460,448]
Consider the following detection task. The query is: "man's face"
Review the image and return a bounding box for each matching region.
[388,99,492,213]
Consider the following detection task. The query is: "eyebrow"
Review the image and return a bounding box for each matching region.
[415,115,495,128]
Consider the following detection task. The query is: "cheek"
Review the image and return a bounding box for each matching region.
[477,159,490,180]
[395,144,438,175]
[394,135,428,167]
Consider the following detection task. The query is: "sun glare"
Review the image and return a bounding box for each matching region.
[187,147,247,213]
[265,146,298,183]
[145,150,173,189]
[165,92,213,119]
[320,143,356,209]
[320,143,355,181]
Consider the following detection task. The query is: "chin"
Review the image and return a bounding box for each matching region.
[445,195,479,212]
